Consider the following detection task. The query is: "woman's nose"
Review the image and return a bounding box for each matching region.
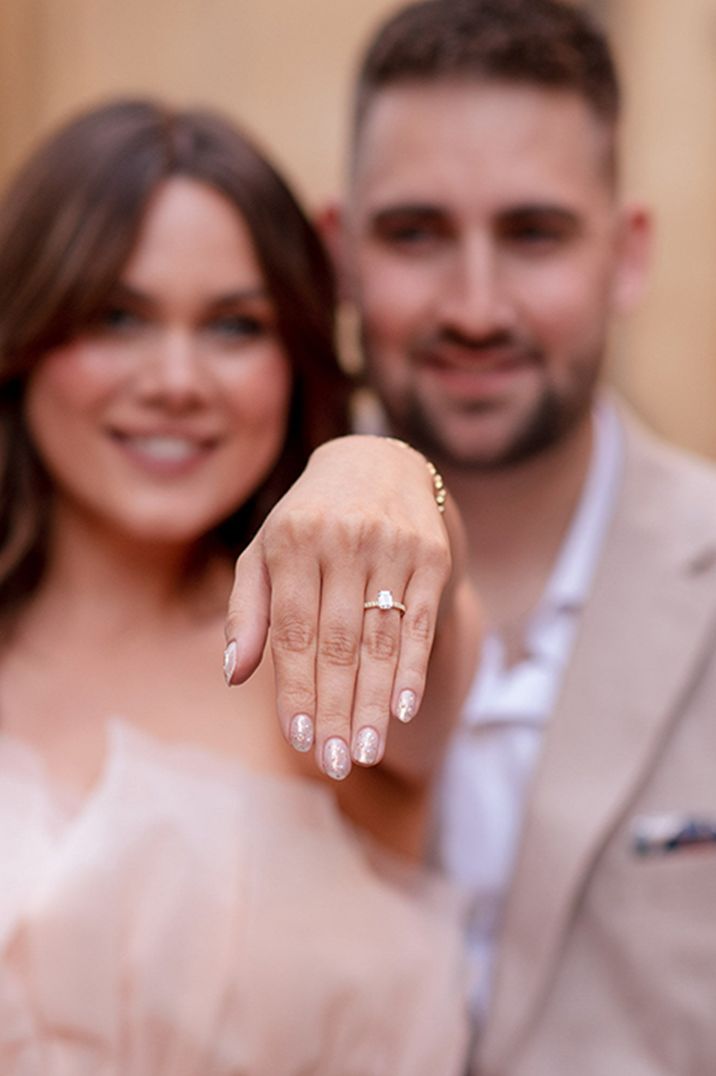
[136,331,211,410]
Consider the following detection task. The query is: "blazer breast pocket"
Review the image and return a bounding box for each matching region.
[623,812,716,924]
[631,811,716,857]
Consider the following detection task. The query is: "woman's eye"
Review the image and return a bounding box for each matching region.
[95,306,142,332]
[208,314,267,340]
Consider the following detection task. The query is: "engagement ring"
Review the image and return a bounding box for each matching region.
[363,589,407,615]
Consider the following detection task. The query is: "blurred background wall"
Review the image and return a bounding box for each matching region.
[1,0,715,458]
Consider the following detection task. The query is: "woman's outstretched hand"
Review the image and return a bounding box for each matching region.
[224,436,455,781]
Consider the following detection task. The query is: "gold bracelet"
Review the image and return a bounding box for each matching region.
[386,437,447,515]
[425,459,447,514]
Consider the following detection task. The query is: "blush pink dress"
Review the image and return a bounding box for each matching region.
[0,720,469,1075]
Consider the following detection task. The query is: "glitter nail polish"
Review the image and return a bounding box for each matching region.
[396,689,417,723]
[323,737,351,781]
[353,726,380,766]
[289,714,314,753]
[223,641,237,685]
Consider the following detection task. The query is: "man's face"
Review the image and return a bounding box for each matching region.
[344,81,644,470]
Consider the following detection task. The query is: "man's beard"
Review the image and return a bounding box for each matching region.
[388,363,599,474]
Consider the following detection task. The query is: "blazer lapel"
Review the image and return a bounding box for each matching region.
[478,419,716,1071]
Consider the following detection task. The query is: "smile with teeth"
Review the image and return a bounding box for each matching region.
[115,433,213,463]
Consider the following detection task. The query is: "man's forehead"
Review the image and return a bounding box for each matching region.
[350,79,615,207]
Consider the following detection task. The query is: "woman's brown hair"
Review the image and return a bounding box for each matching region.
[0,98,350,620]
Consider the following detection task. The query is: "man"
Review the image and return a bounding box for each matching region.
[324,1,716,1072]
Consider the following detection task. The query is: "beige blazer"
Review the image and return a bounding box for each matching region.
[474,413,716,1076]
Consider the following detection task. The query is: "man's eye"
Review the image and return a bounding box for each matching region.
[503,216,576,249]
[377,221,444,251]
[514,227,562,244]
[388,225,433,243]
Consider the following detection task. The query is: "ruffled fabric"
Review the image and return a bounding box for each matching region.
[0,721,469,1074]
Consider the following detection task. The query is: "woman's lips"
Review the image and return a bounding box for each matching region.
[111,432,217,475]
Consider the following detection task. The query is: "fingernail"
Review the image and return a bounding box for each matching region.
[323,737,351,781]
[353,726,380,766]
[396,689,417,723]
[223,640,237,685]
[289,714,314,753]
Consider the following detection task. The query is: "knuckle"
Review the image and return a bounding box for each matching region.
[232,539,256,571]
[397,528,421,559]
[268,510,410,563]
[333,515,368,557]
[357,699,390,729]
[338,513,404,561]
[314,698,351,733]
[265,511,316,560]
[272,612,315,655]
[423,537,452,580]
[357,681,393,715]
[405,601,434,643]
[363,625,399,661]
[319,627,359,668]
[280,684,315,713]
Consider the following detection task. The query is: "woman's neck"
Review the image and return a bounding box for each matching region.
[19,507,233,644]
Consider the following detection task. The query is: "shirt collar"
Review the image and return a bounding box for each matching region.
[462,399,624,725]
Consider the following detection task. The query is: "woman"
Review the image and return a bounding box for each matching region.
[0,99,478,1073]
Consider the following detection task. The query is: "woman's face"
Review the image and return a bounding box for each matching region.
[25,177,292,548]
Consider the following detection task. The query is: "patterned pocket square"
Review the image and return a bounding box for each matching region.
[631,813,716,856]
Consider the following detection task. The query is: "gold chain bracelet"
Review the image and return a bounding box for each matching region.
[386,437,447,515]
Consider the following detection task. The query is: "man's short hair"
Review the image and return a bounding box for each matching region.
[353,0,620,136]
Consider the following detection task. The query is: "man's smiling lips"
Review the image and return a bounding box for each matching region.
[416,344,538,397]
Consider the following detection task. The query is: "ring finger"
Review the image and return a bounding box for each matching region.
[350,579,410,767]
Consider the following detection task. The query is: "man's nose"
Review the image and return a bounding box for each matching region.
[440,237,513,341]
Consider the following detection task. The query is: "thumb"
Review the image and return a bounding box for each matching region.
[223,539,271,685]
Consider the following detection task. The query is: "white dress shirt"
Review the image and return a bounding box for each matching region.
[437,402,624,1021]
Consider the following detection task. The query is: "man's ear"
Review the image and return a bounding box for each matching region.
[316,201,364,375]
[316,201,354,301]
[612,202,653,313]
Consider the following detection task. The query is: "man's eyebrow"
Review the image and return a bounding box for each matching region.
[368,203,447,228]
[368,202,582,224]
[499,203,581,223]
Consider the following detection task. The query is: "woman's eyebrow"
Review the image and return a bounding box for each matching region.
[207,286,271,306]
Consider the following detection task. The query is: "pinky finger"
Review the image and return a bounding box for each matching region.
[390,573,441,725]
